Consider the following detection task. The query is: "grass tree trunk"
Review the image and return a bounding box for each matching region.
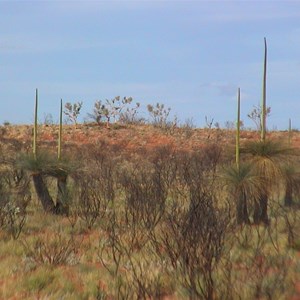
[253,190,269,225]
[32,174,55,213]
[55,100,69,215]
[285,120,294,207]
[205,272,215,300]
[236,190,251,225]
[55,174,69,215]
[235,88,250,225]
[284,182,293,207]
[55,176,69,215]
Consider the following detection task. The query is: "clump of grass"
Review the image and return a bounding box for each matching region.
[24,267,55,293]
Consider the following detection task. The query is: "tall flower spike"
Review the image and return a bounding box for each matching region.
[236,88,241,171]
[33,88,38,160]
[58,99,63,160]
[261,37,267,142]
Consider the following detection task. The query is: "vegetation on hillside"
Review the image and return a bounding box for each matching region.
[0,38,300,299]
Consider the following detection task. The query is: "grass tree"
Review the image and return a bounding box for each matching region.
[234,89,250,224]
[223,163,262,225]
[243,140,294,224]
[55,99,69,215]
[282,164,300,207]
[243,38,299,223]
[243,38,268,224]
[30,89,56,213]
[223,88,261,224]
[20,151,56,213]
[242,38,276,224]
[281,119,300,207]
[18,92,72,215]
[225,38,270,225]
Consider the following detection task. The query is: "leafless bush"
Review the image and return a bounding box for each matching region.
[147,103,171,128]
[230,223,291,299]
[1,202,26,239]
[123,254,169,299]
[118,159,167,231]
[69,142,118,230]
[145,144,230,299]
[180,118,196,138]
[98,205,149,276]
[173,145,222,204]
[119,101,143,125]
[72,175,109,230]
[277,203,300,249]
[119,111,145,125]
[0,168,30,239]
[66,202,79,230]
[222,198,297,299]
[247,252,289,299]
[247,105,271,131]
[83,142,117,202]
[98,206,169,299]
[0,175,10,228]
[2,168,31,212]
[147,145,178,191]
[155,191,230,299]
[64,101,83,126]
[98,212,124,277]
[98,208,153,299]
[21,230,81,266]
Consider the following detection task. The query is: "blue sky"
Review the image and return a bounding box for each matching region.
[1,1,300,129]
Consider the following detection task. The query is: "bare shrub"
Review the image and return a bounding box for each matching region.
[247,105,271,131]
[1,202,26,240]
[82,142,117,202]
[146,144,229,299]
[72,174,109,230]
[230,224,292,299]
[98,208,169,299]
[118,158,167,231]
[98,206,149,275]
[147,102,172,128]
[64,101,83,126]
[119,100,142,125]
[180,118,196,138]
[158,194,230,299]
[276,203,300,249]
[147,145,178,191]
[123,254,169,299]
[98,209,150,299]
[88,96,139,127]
[119,110,144,125]
[98,211,125,277]
[21,230,80,266]
[0,168,30,239]
[70,142,117,230]
[66,202,79,230]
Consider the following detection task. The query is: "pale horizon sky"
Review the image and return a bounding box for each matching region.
[1,0,300,129]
